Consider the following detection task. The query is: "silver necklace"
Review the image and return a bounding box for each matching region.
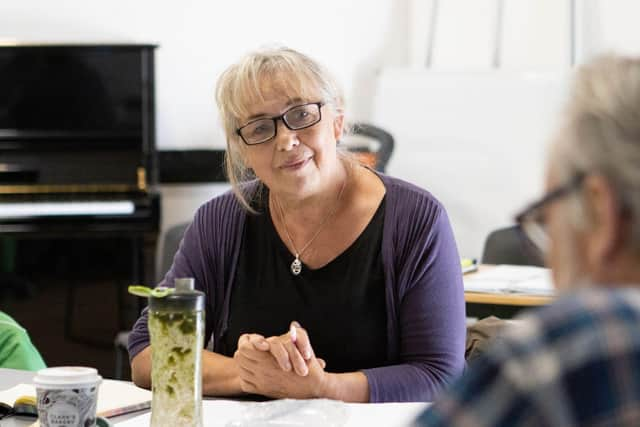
[274,178,347,276]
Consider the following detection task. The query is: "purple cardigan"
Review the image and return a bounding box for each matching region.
[129,174,466,402]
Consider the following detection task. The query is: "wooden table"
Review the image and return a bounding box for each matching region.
[465,292,553,306]
[464,265,555,318]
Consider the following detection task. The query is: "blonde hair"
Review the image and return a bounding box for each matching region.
[550,54,640,247]
[215,46,349,211]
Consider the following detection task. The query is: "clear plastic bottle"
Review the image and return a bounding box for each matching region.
[148,278,204,427]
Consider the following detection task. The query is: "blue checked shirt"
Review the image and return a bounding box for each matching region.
[413,288,640,427]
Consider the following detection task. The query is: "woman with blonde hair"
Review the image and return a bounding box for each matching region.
[128,46,465,402]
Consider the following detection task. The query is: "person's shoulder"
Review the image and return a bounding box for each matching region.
[496,288,640,361]
[462,288,640,418]
[377,173,445,215]
[0,311,16,324]
[194,181,259,221]
[520,288,640,333]
[0,311,27,338]
[379,173,439,201]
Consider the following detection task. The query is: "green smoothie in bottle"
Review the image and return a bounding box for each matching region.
[148,278,204,427]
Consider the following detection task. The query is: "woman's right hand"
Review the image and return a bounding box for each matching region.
[236,322,325,376]
[266,322,325,375]
[234,324,329,399]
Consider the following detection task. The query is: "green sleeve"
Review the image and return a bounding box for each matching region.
[0,319,46,371]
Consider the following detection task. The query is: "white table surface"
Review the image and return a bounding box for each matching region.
[1,368,429,426]
[116,400,428,427]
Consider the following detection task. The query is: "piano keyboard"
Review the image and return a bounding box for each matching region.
[0,201,136,218]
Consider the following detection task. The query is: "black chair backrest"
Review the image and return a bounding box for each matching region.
[481,225,544,267]
[345,123,394,173]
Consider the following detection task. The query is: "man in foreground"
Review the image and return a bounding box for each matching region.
[415,54,640,426]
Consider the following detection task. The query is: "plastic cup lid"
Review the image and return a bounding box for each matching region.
[33,367,102,388]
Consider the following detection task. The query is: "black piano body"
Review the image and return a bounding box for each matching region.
[0,43,160,328]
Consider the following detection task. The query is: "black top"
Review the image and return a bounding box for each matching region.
[223,192,388,373]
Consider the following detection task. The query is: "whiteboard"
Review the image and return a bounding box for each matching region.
[372,68,570,258]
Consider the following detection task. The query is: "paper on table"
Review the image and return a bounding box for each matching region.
[0,379,151,418]
[116,400,430,427]
[96,379,151,417]
[464,265,554,296]
[0,383,34,405]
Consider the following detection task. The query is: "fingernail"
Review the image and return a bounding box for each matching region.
[292,321,301,328]
[284,362,291,371]
[289,325,297,343]
[304,349,311,359]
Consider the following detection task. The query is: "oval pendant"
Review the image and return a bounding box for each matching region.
[291,258,302,275]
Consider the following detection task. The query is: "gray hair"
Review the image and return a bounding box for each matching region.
[215,46,351,211]
[550,54,640,247]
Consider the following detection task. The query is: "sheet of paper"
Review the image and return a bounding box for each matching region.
[464,265,554,295]
[0,379,151,417]
[96,379,151,417]
[0,383,35,405]
[116,400,430,427]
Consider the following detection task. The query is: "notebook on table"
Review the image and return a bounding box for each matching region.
[0,379,151,418]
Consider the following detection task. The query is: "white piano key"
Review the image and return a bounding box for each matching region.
[0,201,136,218]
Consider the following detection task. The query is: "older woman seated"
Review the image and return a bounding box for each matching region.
[128,46,465,403]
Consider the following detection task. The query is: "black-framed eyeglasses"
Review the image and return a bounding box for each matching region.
[236,102,324,145]
[514,172,586,254]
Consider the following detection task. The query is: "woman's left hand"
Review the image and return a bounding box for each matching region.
[234,329,329,399]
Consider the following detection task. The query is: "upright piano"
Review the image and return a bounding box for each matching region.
[0,43,161,323]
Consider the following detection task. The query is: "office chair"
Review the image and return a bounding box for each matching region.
[481,225,544,267]
[158,222,190,282]
[343,123,394,173]
[113,330,130,380]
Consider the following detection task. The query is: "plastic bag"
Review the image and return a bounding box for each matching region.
[226,398,349,427]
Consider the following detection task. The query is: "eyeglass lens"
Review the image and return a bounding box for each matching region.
[520,213,549,255]
[240,103,321,144]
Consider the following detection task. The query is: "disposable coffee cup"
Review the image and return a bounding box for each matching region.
[33,366,102,427]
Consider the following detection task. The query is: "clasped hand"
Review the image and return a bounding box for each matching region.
[233,321,328,399]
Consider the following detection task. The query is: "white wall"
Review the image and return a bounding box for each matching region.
[0,0,406,149]
[374,69,569,258]
[3,0,640,260]
[382,0,640,257]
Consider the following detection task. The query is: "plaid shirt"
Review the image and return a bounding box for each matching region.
[413,288,640,427]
